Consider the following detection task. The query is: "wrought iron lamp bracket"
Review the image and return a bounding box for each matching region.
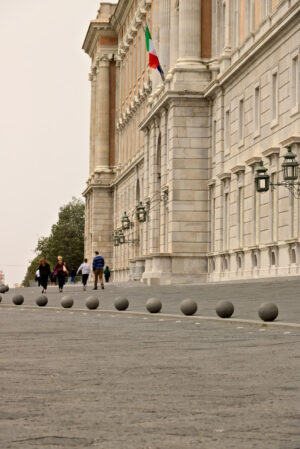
[270,181,300,198]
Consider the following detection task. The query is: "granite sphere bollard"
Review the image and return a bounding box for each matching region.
[86,296,99,310]
[180,298,198,316]
[4,285,9,293]
[258,302,279,322]
[114,296,129,311]
[216,300,234,318]
[36,295,48,307]
[12,294,24,306]
[146,297,162,314]
[0,285,6,294]
[61,295,74,308]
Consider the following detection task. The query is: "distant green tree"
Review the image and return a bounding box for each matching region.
[23,197,85,285]
[23,255,41,287]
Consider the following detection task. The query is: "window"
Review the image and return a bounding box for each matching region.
[245,0,254,37]
[212,119,217,157]
[210,187,215,252]
[260,0,270,21]
[254,83,261,137]
[232,0,240,49]
[225,108,231,153]
[291,248,296,264]
[270,173,278,242]
[238,97,244,146]
[237,186,244,247]
[271,68,278,127]
[223,190,230,250]
[291,52,299,115]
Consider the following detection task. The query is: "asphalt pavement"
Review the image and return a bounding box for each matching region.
[0,278,300,448]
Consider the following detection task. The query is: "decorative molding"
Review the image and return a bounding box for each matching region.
[231,165,246,175]
[245,156,262,167]
[262,147,280,158]
[280,136,300,147]
[217,172,231,181]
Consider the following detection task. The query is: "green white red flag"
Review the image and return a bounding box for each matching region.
[145,26,165,81]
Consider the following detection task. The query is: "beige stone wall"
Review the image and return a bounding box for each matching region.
[208,6,300,280]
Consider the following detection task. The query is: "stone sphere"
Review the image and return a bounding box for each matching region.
[4,285,9,293]
[12,294,24,306]
[0,285,6,294]
[180,298,198,316]
[114,296,129,311]
[216,300,234,318]
[258,302,279,322]
[36,295,48,307]
[146,297,162,314]
[86,296,99,310]
[61,295,74,308]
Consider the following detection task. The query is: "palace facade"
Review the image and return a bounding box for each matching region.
[82,0,300,284]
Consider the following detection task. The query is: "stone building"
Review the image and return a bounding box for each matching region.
[82,0,300,284]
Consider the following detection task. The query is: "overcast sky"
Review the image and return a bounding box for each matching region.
[0,0,117,286]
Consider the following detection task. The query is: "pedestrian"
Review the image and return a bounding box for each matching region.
[92,251,105,290]
[70,268,76,283]
[38,257,51,294]
[53,256,68,293]
[77,258,92,291]
[35,269,41,286]
[50,271,56,286]
[104,266,111,283]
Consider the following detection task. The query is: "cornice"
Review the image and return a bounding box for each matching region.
[82,21,117,58]
[245,156,262,167]
[262,147,280,158]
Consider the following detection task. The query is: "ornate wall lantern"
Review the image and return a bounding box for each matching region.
[136,202,147,222]
[118,230,126,244]
[255,161,270,193]
[113,232,120,247]
[282,146,299,181]
[255,147,300,198]
[121,211,131,230]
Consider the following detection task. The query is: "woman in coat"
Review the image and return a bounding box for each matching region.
[53,256,68,293]
[38,257,51,294]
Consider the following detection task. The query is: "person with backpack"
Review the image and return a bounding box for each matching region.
[92,251,105,290]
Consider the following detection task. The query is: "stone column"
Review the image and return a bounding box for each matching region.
[115,58,121,166]
[94,56,110,169]
[177,0,201,65]
[169,0,179,70]
[89,70,97,175]
[159,0,170,74]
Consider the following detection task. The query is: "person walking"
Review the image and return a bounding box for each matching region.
[38,257,51,294]
[50,271,56,286]
[92,251,105,290]
[70,268,76,283]
[53,256,68,293]
[77,258,92,291]
[104,266,111,283]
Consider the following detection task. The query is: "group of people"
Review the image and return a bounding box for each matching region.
[35,252,110,293]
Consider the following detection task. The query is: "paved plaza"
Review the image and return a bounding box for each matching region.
[0,278,300,448]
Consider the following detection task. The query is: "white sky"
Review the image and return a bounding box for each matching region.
[0,0,118,286]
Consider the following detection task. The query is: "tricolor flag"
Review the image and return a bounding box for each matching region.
[145,26,165,81]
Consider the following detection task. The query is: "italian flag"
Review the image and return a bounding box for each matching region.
[145,26,165,81]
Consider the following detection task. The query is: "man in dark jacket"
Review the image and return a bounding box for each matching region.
[93,251,105,290]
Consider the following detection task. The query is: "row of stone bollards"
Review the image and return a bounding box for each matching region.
[1,293,279,322]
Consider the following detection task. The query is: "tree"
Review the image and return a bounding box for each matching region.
[23,197,85,286]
